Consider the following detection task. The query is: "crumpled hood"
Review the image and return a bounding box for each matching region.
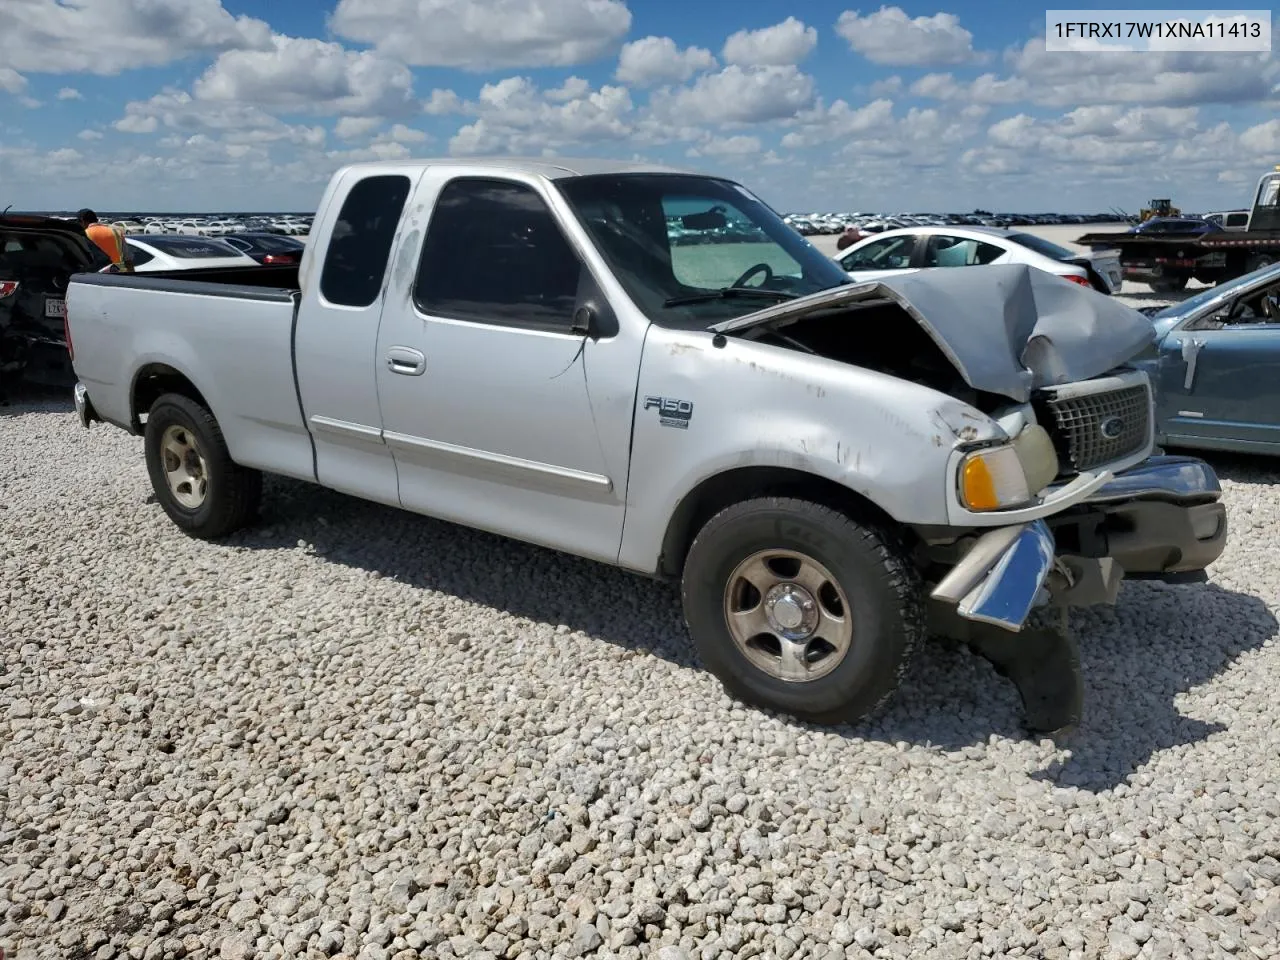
[710,263,1157,402]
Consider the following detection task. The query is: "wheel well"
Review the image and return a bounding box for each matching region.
[131,364,208,433]
[657,467,903,579]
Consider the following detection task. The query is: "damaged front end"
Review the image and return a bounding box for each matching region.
[714,265,1228,735]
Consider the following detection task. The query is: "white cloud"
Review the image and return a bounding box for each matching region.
[423,89,462,115]
[648,65,816,126]
[192,34,416,116]
[0,0,272,75]
[77,129,104,141]
[325,140,414,164]
[335,116,382,140]
[687,134,763,157]
[835,7,983,67]
[780,98,894,149]
[1240,119,1280,156]
[329,0,631,70]
[116,113,159,134]
[909,72,1028,104]
[615,36,717,87]
[1008,43,1277,108]
[57,87,83,100]
[114,89,327,147]
[722,17,817,67]
[379,123,429,144]
[0,68,27,94]
[448,76,634,156]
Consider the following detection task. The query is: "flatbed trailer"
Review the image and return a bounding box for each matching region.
[1077,168,1280,293]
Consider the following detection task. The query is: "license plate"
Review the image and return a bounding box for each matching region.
[45,298,66,318]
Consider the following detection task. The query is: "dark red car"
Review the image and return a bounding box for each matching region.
[221,232,306,265]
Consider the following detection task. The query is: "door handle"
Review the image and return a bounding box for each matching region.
[386,346,426,376]
[1179,336,1205,391]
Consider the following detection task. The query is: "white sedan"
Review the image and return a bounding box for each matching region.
[107,236,262,273]
[832,225,1123,294]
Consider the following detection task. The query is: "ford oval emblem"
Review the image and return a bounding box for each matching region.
[1099,416,1125,440]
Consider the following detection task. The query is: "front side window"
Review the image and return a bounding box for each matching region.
[413,178,584,332]
[319,174,411,308]
[839,235,914,271]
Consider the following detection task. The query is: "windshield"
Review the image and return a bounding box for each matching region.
[554,173,851,327]
[1149,262,1280,320]
[1007,232,1078,261]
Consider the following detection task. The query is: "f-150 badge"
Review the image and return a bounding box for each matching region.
[644,395,693,429]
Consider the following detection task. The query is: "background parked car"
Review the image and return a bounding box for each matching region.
[832,225,1122,293]
[222,233,305,265]
[1133,261,1280,453]
[104,236,262,273]
[1129,217,1223,236]
[1,213,108,388]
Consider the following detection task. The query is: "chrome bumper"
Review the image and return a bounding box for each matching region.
[73,381,99,430]
[930,454,1226,633]
[930,520,1056,633]
[1079,454,1221,505]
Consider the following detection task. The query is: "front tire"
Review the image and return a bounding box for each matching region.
[681,497,925,725]
[143,393,261,540]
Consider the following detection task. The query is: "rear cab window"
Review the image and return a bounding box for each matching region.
[320,174,412,308]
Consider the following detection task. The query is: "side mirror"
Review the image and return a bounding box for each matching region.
[570,305,595,337]
[570,298,619,339]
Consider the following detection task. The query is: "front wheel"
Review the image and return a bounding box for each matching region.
[681,497,925,725]
[143,393,261,540]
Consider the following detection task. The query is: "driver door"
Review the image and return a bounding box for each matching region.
[1156,281,1280,448]
[835,234,920,282]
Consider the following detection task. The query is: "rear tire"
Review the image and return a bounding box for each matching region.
[681,497,925,725]
[1150,275,1187,294]
[1246,253,1276,274]
[143,393,261,540]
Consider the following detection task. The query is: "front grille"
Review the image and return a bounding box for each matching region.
[1034,380,1150,474]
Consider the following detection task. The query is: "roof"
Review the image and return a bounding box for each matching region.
[336,156,696,180]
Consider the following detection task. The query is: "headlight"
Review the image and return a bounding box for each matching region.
[1010,424,1060,495]
[958,445,1031,512]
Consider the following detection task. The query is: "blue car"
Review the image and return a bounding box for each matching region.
[1133,262,1280,453]
[1129,216,1223,236]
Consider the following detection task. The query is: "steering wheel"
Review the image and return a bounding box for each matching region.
[733,262,774,288]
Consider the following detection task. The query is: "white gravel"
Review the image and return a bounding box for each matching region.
[4,323,1280,960]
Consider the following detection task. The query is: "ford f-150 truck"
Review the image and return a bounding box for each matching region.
[66,158,1229,736]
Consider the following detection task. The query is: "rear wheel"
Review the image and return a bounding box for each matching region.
[1246,253,1276,274]
[143,393,261,539]
[681,497,925,725]
[1150,275,1188,294]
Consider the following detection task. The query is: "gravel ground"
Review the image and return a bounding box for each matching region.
[3,272,1279,960]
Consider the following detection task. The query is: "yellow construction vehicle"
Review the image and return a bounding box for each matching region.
[1138,198,1180,221]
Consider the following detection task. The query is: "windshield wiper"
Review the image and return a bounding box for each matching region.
[663,286,799,308]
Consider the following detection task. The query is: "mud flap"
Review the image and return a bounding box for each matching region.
[966,605,1083,738]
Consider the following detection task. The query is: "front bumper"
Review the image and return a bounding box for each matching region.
[73,381,101,429]
[930,455,1226,633]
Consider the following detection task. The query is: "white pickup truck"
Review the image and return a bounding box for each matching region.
[66,158,1228,735]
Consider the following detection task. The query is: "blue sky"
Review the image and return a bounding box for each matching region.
[1,1,1276,213]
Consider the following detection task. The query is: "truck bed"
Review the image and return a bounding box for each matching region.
[67,263,314,484]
